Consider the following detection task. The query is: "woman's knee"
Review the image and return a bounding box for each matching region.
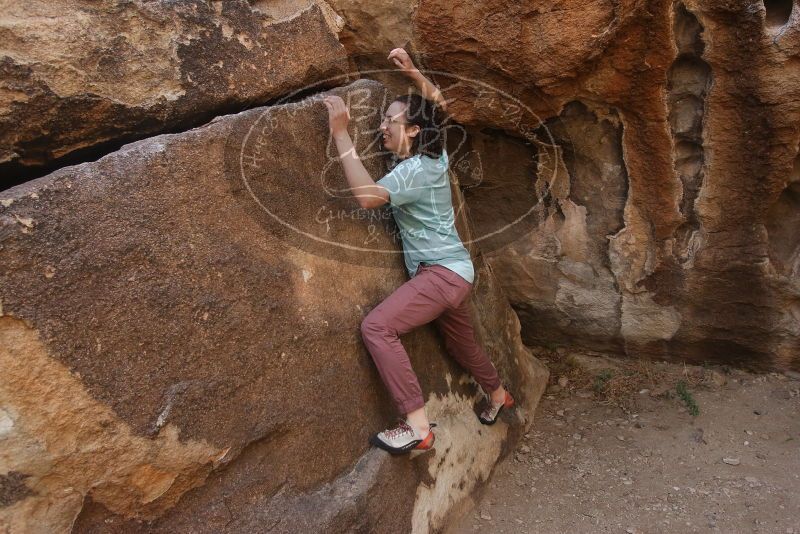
[360,310,387,338]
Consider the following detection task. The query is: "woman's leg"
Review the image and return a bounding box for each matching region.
[435,290,506,403]
[360,267,458,434]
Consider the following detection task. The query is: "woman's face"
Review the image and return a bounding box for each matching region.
[380,101,419,158]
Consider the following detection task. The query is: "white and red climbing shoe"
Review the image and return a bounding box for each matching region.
[370,419,437,455]
[478,389,515,425]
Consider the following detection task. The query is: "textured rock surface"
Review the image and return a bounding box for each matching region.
[333,0,800,370]
[0,0,351,183]
[0,79,547,533]
[3,0,799,530]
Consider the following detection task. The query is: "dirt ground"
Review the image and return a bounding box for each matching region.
[444,350,800,534]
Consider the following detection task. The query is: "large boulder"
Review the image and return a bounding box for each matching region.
[437,0,800,371]
[0,0,352,183]
[0,79,547,533]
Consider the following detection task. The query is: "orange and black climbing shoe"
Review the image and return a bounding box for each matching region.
[478,389,515,425]
[369,419,437,455]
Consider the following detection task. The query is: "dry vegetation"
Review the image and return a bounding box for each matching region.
[534,347,728,412]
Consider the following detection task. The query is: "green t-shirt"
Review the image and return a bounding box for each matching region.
[376,148,474,283]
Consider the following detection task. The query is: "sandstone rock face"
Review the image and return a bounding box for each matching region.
[0,0,351,183]
[328,0,416,68]
[0,79,547,533]
[3,0,798,529]
[334,0,800,370]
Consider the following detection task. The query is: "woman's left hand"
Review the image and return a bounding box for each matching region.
[323,95,350,137]
[388,48,418,77]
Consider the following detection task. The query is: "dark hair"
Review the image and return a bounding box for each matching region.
[393,93,445,159]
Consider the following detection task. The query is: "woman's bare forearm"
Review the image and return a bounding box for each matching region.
[332,132,388,209]
[407,70,448,111]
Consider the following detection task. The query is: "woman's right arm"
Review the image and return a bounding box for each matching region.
[387,48,449,112]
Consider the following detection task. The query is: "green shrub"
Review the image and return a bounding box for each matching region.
[676,380,700,416]
[593,369,613,392]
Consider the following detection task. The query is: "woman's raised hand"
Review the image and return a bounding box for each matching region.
[322,95,350,138]
[388,48,418,76]
[387,47,448,111]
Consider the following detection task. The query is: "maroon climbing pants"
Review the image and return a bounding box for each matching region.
[360,262,503,414]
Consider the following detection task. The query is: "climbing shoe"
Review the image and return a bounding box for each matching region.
[369,419,437,455]
[478,388,515,425]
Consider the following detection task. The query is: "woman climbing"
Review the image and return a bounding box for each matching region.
[322,48,514,455]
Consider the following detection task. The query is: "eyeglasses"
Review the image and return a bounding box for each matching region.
[380,115,408,126]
